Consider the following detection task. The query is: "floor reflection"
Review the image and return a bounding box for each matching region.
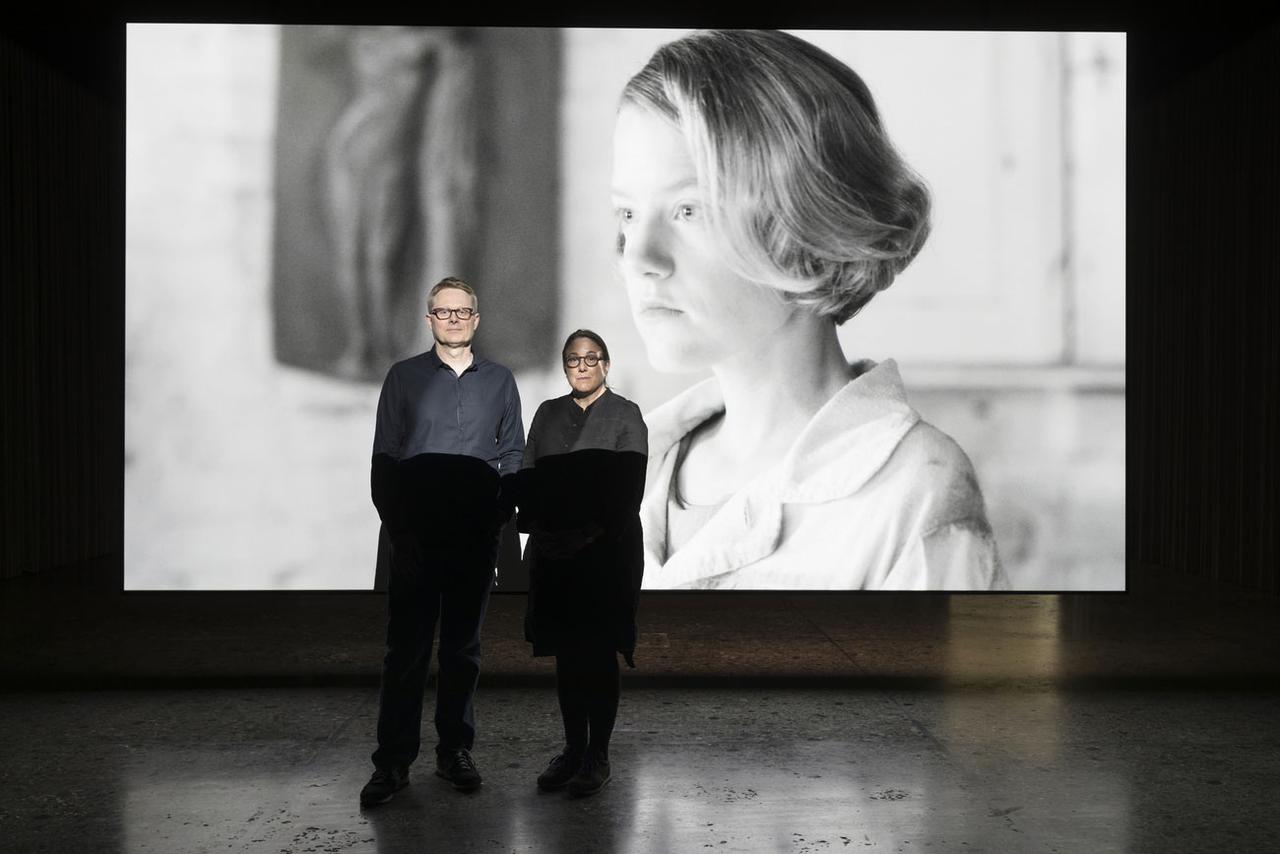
[5,678,1275,852]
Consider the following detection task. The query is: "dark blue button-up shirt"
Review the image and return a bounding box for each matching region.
[373,348,524,472]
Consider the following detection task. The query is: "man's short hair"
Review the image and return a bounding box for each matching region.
[428,276,478,310]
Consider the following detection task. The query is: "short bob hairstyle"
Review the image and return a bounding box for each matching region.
[621,29,931,324]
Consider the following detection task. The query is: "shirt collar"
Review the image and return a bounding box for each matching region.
[426,346,484,373]
[639,359,921,585]
[565,387,610,414]
[645,358,919,502]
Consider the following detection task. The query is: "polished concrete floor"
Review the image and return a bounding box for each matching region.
[2,561,1279,853]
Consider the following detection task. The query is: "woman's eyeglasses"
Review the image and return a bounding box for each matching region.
[564,353,602,368]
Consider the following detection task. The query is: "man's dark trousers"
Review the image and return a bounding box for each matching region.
[372,537,497,770]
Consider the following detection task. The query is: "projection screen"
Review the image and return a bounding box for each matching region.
[125,25,1126,591]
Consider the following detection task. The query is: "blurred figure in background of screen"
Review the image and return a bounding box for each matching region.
[612,29,1009,590]
[324,27,478,382]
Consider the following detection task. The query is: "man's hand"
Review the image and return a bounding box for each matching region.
[390,529,423,565]
[491,504,514,539]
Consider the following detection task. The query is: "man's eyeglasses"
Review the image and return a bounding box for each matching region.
[428,307,476,320]
[564,353,603,368]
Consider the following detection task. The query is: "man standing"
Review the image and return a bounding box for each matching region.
[360,277,524,806]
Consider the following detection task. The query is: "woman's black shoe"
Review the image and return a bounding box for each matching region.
[568,751,611,797]
[536,749,584,791]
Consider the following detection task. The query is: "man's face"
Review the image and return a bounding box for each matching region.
[426,287,479,349]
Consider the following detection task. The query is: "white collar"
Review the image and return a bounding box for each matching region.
[640,359,920,586]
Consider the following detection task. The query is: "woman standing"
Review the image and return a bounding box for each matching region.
[612,30,1007,590]
[518,330,648,796]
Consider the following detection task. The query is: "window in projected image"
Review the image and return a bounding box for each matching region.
[125,25,1125,591]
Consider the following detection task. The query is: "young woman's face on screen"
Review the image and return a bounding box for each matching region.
[611,105,794,373]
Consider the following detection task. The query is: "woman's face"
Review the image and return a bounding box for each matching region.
[563,336,608,398]
[611,105,795,373]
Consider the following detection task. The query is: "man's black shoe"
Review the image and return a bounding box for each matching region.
[536,749,585,791]
[435,748,483,791]
[359,766,409,807]
[567,750,611,797]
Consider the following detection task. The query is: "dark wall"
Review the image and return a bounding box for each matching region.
[3,11,1280,594]
[1,28,122,580]
[1129,20,1280,594]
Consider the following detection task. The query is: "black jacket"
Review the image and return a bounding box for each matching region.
[517,390,647,659]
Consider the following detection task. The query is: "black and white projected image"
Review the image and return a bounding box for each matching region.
[125,25,1126,591]
[618,30,1006,590]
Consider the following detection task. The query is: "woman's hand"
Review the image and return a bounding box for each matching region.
[536,523,604,559]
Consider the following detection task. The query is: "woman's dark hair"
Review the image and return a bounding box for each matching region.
[562,328,611,363]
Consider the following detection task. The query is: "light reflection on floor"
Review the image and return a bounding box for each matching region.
[4,587,1279,852]
[0,685,1235,854]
